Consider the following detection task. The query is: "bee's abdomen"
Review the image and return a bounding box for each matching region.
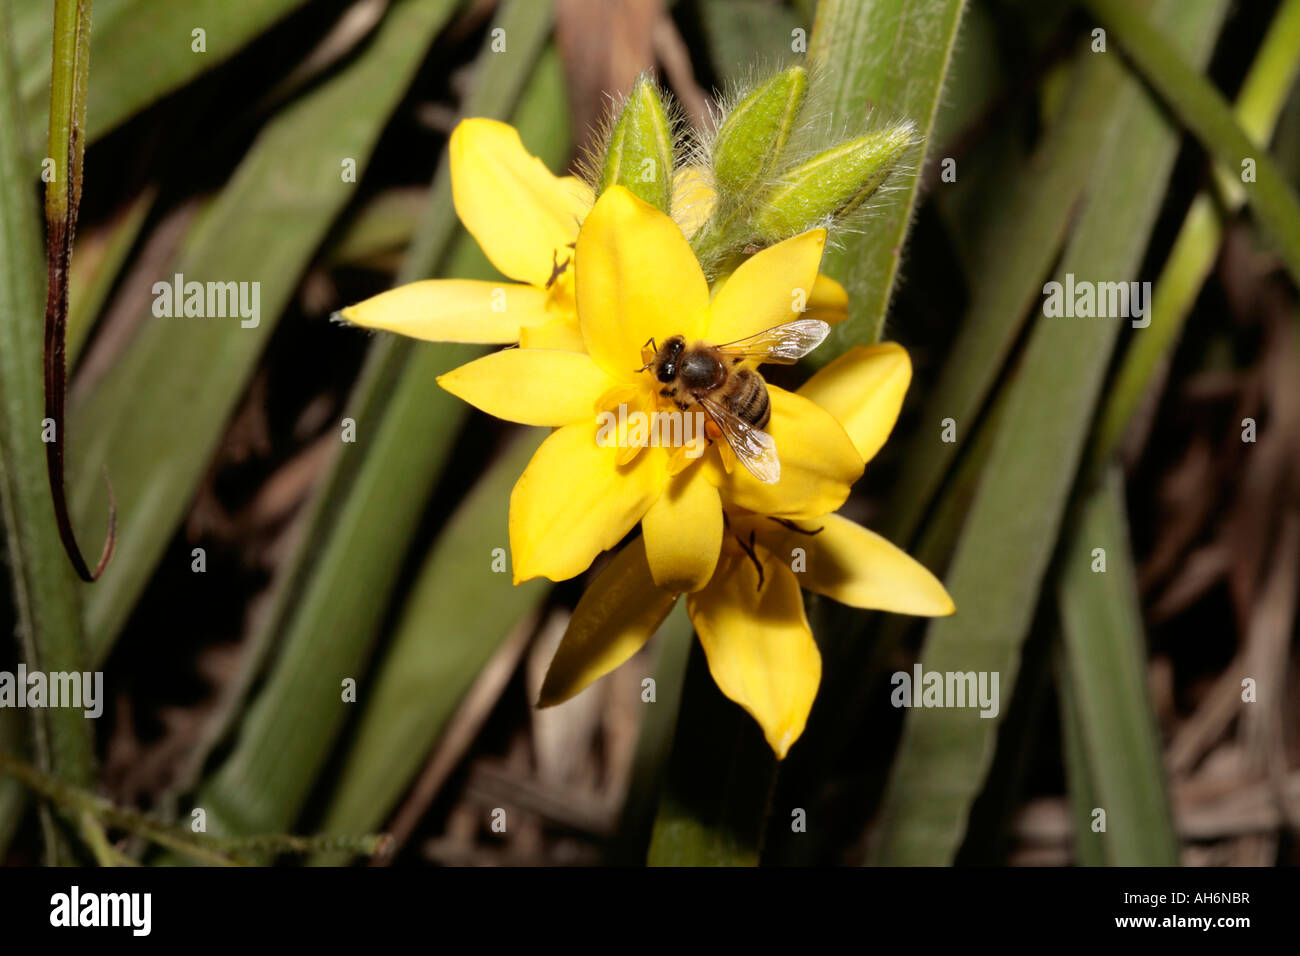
[728,369,771,429]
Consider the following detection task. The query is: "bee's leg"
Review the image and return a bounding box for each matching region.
[639,337,658,370]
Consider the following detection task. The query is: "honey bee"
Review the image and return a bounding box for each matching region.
[640,318,831,484]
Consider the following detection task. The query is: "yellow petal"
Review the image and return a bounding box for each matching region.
[708,385,862,517]
[519,315,587,352]
[437,349,613,426]
[510,422,666,583]
[576,186,709,378]
[671,166,716,238]
[641,470,722,593]
[687,553,820,759]
[705,229,827,345]
[337,279,546,343]
[798,343,911,464]
[537,537,678,707]
[450,118,591,288]
[785,513,954,615]
[805,273,849,326]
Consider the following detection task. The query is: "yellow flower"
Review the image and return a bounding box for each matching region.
[336,118,849,351]
[438,186,865,591]
[535,344,955,759]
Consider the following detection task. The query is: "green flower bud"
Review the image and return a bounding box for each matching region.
[712,66,808,196]
[598,77,674,213]
[751,122,914,240]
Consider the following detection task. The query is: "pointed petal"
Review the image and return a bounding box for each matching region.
[787,513,954,615]
[451,118,591,287]
[337,279,547,343]
[705,229,827,345]
[805,273,849,326]
[798,343,911,464]
[510,422,666,583]
[537,537,677,706]
[642,470,722,593]
[708,386,862,518]
[576,186,709,378]
[671,166,716,238]
[438,349,613,426]
[688,554,820,759]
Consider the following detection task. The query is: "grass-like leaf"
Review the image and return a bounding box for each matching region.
[0,712,25,857]
[868,0,1228,865]
[0,0,96,862]
[1057,4,1300,854]
[185,8,561,842]
[1059,22,1300,862]
[608,603,693,865]
[18,0,311,148]
[1086,0,1300,287]
[66,186,155,363]
[1056,467,1178,865]
[45,0,115,586]
[807,0,967,351]
[1057,652,1106,866]
[883,52,1128,543]
[1090,0,1300,468]
[311,433,548,856]
[68,0,458,660]
[646,645,775,867]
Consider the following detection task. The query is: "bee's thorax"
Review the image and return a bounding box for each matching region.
[680,350,725,390]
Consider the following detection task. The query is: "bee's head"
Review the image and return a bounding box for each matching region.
[654,336,686,383]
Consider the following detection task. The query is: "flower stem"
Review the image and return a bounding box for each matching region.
[646,645,776,866]
[0,750,389,865]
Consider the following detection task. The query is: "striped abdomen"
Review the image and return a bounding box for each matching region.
[724,368,771,430]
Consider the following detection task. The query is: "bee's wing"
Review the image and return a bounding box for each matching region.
[713,318,830,365]
[698,395,780,484]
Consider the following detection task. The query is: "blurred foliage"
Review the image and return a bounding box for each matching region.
[1,0,1298,868]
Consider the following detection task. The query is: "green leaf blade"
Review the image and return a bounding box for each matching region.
[184,7,563,844]
[1057,468,1178,865]
[21,0,313,147]
[0,0,94,860]
[807,0,967,350]
[869,0,1229,866]
[70,0,459,659]
[1086,0,1300,287]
